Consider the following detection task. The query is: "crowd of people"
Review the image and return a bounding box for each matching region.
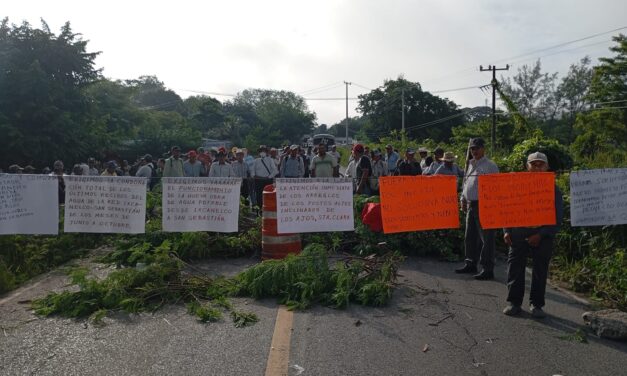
[2,137,563,318]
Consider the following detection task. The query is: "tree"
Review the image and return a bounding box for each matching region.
[227,89,316,146]
[572,35,627,160]
[125,75,184,113]
[183,95,225,134]
[0,19,101,167]
[357,76,462,142]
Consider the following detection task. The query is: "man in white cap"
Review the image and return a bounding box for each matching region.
[418,147,429,170]
[502,151,563,318]
[328,144,341,165]
[384,144,400,175]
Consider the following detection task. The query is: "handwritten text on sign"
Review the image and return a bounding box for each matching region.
[379,176,459,234]
[276,178,354,233]
[0,174,59,235]
[478,172,555,230]
[64,176,147,234]
[162,177,241,232]
[570,168,627,226]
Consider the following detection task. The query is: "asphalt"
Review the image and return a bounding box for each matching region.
[1,254,626,376]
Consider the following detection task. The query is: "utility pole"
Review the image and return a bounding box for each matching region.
[480,64,509,149]
[401,88,405,133]
[343,81,351,144]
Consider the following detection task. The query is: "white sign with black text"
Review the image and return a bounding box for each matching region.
[276,178,354,234]
[64,176,147,233]
[162,177,241,232]
[570,168,627,226]
[0,174,59,235]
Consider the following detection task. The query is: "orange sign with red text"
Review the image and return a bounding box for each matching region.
[379,175,460,234]
[478,172,556,229]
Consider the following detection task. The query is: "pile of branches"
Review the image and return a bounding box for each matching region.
[32,244,404,326]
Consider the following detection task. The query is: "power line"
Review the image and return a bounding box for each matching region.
[298,82,344,95]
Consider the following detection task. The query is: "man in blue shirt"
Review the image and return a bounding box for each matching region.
[384,144,399,175]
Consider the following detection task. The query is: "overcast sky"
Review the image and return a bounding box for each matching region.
[5,0,627,126]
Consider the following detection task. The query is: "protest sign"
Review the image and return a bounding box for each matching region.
[570,168,627,226]
[0,174,59,235]
[276,178,354,234]
[478,172,555,229]
[162,177,241,232]
[64,176,147,233]
[379,175,459,234]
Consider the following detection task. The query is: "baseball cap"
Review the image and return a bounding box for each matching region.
[406,148,416,154]
[527,152,548,164]
[469,138,486,148]
[352,143,364,153]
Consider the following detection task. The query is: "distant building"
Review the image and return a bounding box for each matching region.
[202,138,232,150]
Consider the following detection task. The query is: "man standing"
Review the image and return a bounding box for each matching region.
[163,146,184,177]
[384,144,400,175]
[418,147,429,170]
[423,147,444,175]
[209,147,235,177]
[352,144,371,195]
[184,150,204,177]
[87,157,99,175]
[252,145,278,208]
[503,152,563,318]
[280,145,305,178]
[328,145,341,165]
[456,137,500,280]
[232,149,251,203]
[434,152,464,177]
[396,149,422,176]
[369,149,388,195]
[310,144,338,178]
[101,161,118,176]
[136,154,157,190]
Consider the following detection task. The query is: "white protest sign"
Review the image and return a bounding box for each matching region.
[162,177,241,232]
[64,176,147,233]
[276,178,354,234]
[0,174,59,235]
[570,168,627,226]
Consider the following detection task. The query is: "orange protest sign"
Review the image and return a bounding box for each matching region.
[379,175,460,234]
[478,172,556,229]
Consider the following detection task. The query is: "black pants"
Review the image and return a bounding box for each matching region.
[464,202,496,272]
[506,237,553,308]
[253,177,273,208]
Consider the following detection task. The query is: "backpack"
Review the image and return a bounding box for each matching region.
[148,163,158,190]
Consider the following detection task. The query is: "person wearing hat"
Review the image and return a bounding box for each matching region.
[196,147,211,177]
[71,164,84,175]
[163,146,184,177]
[384,144,400,175]
[423,147,445,175]
[434,152,464,177]
[280,145,305,178]
[8,164,24,174]
[184,150,204,177]
[352,143,372,195]
[310,143,338,178]
[502,152,563,318]
[396,148,422,176]
[418,147,430,170]
[136,154,157,190]
[328,144,341,165]
[49,160,66,204]
[369,149,388,194]
[456,137,500,280]
[252,145,279,209]
[101,160,118,176]
[232,148,251,203]
[209,147,235,177]
[23,165,36,174]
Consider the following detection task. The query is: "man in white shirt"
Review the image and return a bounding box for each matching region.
[209,147,235,177]
[252,145,278,209]
[455,137,500,280]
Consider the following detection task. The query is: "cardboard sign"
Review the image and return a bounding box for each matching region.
[0,174,59,235]
[570,168,627,226]
[162,177,241,232]
[276,178,354,234]
[379,175,459,234]
[64,176,147,233]
[478,172,555,229]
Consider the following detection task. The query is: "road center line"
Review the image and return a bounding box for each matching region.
[265,305,294,376]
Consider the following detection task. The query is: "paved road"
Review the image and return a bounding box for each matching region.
[1,255,626,375]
